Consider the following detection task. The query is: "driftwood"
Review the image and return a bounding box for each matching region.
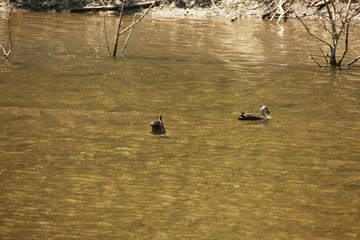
[312,0,331,8]
[262,0,294,23]
[71,1,157,12]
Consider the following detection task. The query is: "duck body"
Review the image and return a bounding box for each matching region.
[238,106,270,121]
[149,115,166,135]
[238,113,267,120]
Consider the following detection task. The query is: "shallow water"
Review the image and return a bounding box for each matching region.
[0,12,359,239]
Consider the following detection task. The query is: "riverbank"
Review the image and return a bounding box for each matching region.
[0,0,357,20]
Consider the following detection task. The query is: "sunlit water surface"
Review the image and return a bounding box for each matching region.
[0,11,360,239]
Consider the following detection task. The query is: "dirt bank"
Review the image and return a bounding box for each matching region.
[0,0,356,20]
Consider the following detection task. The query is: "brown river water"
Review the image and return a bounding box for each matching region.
[0,11,360,239]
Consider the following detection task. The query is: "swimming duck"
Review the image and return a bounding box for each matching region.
[238,106,270,121]
[149,115,166,135]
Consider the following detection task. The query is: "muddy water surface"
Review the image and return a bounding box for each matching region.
[0,12,360,239]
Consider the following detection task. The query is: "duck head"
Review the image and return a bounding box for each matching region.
[260,106,270,117]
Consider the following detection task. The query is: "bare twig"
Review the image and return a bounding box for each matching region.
[113,0,127,56]
[211,0,222,13]
[345,0,352,18]
[103,16,111,57]
[112,0,155,56]
[0,7,12,61]
[314,37,329,64]
[296,15,332,48]
[269,0,283,23]
[330,0,336,19]
[266,0,293,23]
[116,1,156,36]
[337,20,350,68]
[322,20,332,36]
[308,51,322,68]
[121,14,136,54]
[337,0,355,68]
[296,0,360,69]
[277,5,292,24]
[269,12,277,22]
[262,0,275,18]
[276,0,285,24]
[324,0,334,21]
[347,56,360,67]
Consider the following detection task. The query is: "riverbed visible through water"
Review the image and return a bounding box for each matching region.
[0,11,360,239]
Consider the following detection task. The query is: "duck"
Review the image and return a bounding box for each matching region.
[238,106,270,121]
[149,115,166,135]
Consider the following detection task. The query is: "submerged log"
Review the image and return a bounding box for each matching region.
[70,1,157,13]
